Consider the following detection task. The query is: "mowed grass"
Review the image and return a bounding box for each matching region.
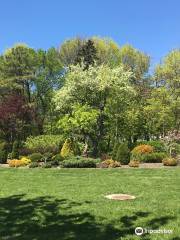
[0,168,179,240]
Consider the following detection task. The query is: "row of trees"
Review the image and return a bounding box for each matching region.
[0,37,179,156]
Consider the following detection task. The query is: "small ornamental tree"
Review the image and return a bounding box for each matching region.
[115,142,130,165]
[162,130,180,157]
[60,139,74,158]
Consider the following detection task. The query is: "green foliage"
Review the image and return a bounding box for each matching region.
[115,143,130,165]
[60,139,74,158]
[11,141,19,159]
[25,135,64,154]
[140,152,167,163]
[42,152,53,162]
[42,163,52,168]
[1,39,179,159]
[0,141,8,163]
[29,153,43,162]
[52,154,64,162]
[29,162,39,168]
[136,140,166,152]
[112,143,119,160]
[60,156,99,168]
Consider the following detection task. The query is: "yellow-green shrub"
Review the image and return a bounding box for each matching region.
[163,158,177,166]
[128,160,140,168]
[132,144,154,154]
[98,159,121,168]
[60,139,73,158]
[7,157,31,167]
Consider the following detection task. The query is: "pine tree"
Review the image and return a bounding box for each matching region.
[76,39,98,70]
[116,142,130,165]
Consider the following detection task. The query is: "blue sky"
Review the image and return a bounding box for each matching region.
[0,0,179,69]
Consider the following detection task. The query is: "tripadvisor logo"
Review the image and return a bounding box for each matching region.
[135,227,173,235]
[135,227,144,235]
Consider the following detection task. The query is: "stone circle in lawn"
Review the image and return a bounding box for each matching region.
[105,194,136,201]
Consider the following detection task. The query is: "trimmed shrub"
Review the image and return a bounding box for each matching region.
[140,152,167,163]
[0,141,8,163]
[129,160,139,168]
[25,135,64,154]
[60,139,74,158]
[28,153,43,162]
[132,144,154,155]
[115,142,130,165]
[20,157,31,165]
[7,159,29,167]
[60,156,98,168]
[136,140,166,152]
[11,141,19,159]
[29,162,39,168]
[163,158,177,166]
[131,144,154,161]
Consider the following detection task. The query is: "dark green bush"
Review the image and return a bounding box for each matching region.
[141,152,167,163]
[0,141,8,163]
[51,160,60,166]
[52,154,64,162]
[11,141,19,159]
[42,163,52,168]
[29,162,39,168]
[60,156,98,168]
[115,142,130,165]
[28,153,43,162]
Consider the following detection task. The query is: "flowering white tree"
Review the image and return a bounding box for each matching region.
[53,64,134,156]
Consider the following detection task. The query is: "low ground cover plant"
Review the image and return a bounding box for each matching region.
[60,156,99,168]
[128,160,140,167]
[162,158,177,166]
[97,159,121,168]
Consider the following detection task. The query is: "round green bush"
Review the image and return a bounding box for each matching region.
[28,153,43,162]
[60,156,98,168]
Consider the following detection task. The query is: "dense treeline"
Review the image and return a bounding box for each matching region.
[0,37,180,157]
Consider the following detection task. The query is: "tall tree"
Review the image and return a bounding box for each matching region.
[53,64,133,156]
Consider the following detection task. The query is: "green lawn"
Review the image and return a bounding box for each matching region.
[0,168,179,240]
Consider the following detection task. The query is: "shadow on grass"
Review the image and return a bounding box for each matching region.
[0,195,177,240]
